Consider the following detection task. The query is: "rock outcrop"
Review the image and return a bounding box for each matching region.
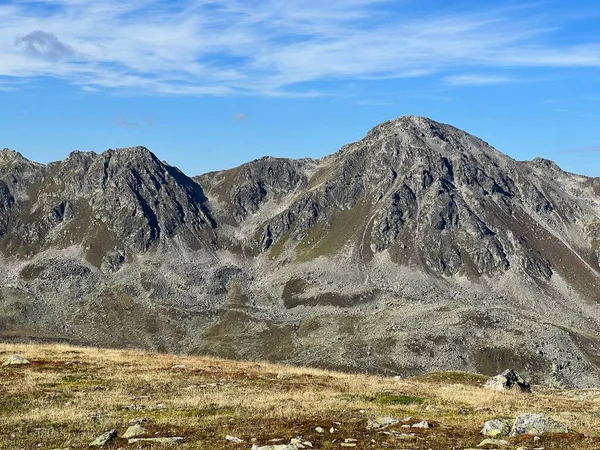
[510,413,568,436]
[484,369,531,393]
[482,413,568,438]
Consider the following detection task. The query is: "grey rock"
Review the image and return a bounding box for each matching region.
[251,445,302,450]
[89,430,117,447]
[477,438,509,447]
[481,419,514,438]
[128,437,184,444]
[122,424,146,438]
[411,420,431,428]
[367,416,399,429]
[510,413,568,436]
[484,369,531,393]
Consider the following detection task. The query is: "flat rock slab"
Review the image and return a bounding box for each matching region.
[477,438,509,447]
[251,445,302,450]
[89,430,117,447]
[122,424,146,439]
[128,437,184,444]
[2,355,30,366]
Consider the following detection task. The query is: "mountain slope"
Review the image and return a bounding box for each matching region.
[1,117,599,387]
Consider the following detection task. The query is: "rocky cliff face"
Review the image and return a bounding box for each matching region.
[1,117,600,387]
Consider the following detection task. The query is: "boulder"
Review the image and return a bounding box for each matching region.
[2,355,30,366]
[366,416,399,429]
[412,420,431,428]
[481,419,514,438]
[510,413,568,436]
[484,369,531,393]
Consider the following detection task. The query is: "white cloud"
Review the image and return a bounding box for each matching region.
[0,0,599,96]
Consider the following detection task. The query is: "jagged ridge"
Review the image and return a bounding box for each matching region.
[1,117,600,388]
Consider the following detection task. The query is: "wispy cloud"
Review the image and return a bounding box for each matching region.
[233,112,248,121]
[114,116,156,128]
[1,1,599,96]
[546,146,600,155]
[114,116,139,128]
[444,74,514,86]
[15,30,75,61]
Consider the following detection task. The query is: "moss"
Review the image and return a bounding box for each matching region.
[340,392,426,406]
[60,374,100,389]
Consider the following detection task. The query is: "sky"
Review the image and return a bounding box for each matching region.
[1,0,599,177]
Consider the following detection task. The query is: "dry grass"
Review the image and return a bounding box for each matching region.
[1,343,600,449]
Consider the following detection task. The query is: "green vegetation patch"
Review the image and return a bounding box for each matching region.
[295,200,371,262]
[0,396,31,414]
[60,374,101,389]
[268,228,293,259]
[177,404,237,418]
[340,392,426,406]
[374,393,426,406]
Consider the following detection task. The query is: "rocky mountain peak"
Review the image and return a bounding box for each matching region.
[0,148,34,167]
[528,157,564,173]
[103,146,158,162]
[2,117,600,388]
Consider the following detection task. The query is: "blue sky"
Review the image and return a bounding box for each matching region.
[1,0,599,177]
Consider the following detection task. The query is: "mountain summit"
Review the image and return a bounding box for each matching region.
[1,117,599,387]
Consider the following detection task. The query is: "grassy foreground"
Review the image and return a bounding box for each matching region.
[1,343,600,449]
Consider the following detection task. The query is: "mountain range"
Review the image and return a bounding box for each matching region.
[1,116,599,387]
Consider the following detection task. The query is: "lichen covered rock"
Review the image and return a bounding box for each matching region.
[481,418,514,438]
[509,413,568,436]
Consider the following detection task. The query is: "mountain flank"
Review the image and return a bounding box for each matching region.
[1,116,599,387]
